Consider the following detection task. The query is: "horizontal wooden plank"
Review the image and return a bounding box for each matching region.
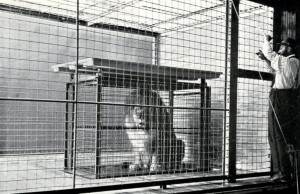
[236,69,274,81]
[90,23,160,37]
[76,78,202,90]
[52,58,222,81]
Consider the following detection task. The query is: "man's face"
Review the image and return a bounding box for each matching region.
[278,44,289,56]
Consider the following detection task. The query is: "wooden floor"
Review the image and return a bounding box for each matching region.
[0,153,294,194]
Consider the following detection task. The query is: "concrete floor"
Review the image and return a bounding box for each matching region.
[0,153,222,193]
[0,153,291,194]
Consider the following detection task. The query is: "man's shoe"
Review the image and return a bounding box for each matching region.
[270,172,290,182]
[270,172,281,182]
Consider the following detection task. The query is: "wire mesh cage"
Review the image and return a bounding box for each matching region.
[58,58,222,178]
[0,0,278,193]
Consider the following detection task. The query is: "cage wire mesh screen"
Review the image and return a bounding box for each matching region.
[236,0,273,173]
[0,0,275,193]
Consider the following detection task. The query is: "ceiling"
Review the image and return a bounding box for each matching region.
[1,0,273,34]
[248,0,300,10]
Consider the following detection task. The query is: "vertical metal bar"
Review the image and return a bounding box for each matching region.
[169,90,174,170]
[64,83,70,168]
[65,83,70,169]
[71,84,75,170]
[206,86,211,170]
[66,76,75,170]
[168,88,179,169]
[72,0,80,189]
[95,73,102,179]
[200,79,206,169]
[228,0,239,183]
[169,91,174,129]
[223,0,230,177]
[155,34,161,66]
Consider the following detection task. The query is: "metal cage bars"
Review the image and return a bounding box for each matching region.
[0,0,277,192]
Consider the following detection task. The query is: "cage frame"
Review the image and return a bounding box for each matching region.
[52,57,222,178]
[1,0,299,192]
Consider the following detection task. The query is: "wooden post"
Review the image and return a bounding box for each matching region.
[228,0,239,183]
[65,82,73,169]
[169,90,174,170]
[96,72,102,179]
[206,86,211,170]
[70,83,75,170]
[200,79,206,169]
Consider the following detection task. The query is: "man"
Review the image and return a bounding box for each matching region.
[257,35,300,182]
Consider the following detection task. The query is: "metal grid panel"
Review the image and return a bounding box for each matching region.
[236,78,271,173]
[238,0,274,72]
[0,0,277,193]
[235,0,274,173]
[0,1,77,192]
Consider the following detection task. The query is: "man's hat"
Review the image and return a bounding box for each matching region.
[281,37,297,49]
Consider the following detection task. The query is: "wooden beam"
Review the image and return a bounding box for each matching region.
[228,0,239,183]
[236,69,274,81]
[52,58,222,80]
[91,23,159,37]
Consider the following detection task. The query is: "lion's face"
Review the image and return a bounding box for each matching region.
[131,106,146,128]
[124,106,157,129]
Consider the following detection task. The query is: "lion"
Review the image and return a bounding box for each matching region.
[124,89,184,172]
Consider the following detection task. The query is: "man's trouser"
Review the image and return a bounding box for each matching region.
[268,88,298,174]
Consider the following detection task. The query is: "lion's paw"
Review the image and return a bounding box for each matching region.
[150,163,162,172]
[129,164,141,171]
